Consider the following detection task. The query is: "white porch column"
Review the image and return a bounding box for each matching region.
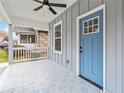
[8,24,13,64]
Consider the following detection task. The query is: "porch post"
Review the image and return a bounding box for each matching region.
[8,24,13,64]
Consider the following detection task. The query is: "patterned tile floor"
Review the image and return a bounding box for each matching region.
[0,60,104,93]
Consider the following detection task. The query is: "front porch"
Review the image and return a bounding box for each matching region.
[0,59,102,93]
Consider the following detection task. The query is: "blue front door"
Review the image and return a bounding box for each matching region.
[80,10,103,87]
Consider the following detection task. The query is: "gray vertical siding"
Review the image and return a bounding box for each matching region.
[89,0,98,10]
[122,0,124,93]
[103,1,116,92]
[79,0,88,15]
[116,1,123,93]
[48,23,51,59]
[52,21,56,62]
[51,21,54,61]
[54,19,58,64]
[61,13,67,67]
[49,22,53,60]
[58,16,62,65]
[49,0,124,93]
[66,8,72,69]
[71,2,79,72]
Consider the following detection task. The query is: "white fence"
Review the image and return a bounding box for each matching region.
[13,47,48,63]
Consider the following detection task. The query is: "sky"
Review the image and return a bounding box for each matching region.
[0,20,18,40]
[0,20,8,32]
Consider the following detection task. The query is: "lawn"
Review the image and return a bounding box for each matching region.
[0,49,8,63]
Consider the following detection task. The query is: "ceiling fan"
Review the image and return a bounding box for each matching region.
[33,0,67,15]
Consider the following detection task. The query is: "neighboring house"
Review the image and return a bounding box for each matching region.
[0,31,8,42]
[37,30,48,48]
[15,28,48,48]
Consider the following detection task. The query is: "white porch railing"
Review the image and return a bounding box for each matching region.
[13,47,48,63]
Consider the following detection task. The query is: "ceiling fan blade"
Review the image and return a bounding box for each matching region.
[49,3,66,8]
[34,5,43,11]
[33,0,43,3]
[49,6,57,15]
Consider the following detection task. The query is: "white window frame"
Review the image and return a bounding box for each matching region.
[83,16,99,35]
[53,20,62,54]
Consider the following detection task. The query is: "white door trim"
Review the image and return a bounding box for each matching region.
[76,4,106,91]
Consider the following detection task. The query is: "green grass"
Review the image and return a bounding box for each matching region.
[0,49,8,63]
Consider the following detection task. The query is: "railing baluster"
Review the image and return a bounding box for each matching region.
[21,49,23,60]
[21,49,22,61]
[23,50,24,60]
[47,47,48,57]
[13,50,15,61]
[28,49,31,59]
[26,50,28,60]
[13,47,48,63]
[27,50,28,60]
[40,48,41,58]
[21,49,22,60]
[15,50,16,61]
[16,50,17,61]
[26,50,28,59]
[29,50,31,59]
[28,50,30,59]
[17,50,19,61]
[15,50,17,60]
[41,48,43,58]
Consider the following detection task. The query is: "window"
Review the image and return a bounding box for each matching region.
[20,35,35,44]
[28,35,35,43]
[20,35,27,43]
[83,16,99,35]
[54,21,62,54]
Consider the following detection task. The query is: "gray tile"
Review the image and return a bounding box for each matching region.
[0,60,103,93]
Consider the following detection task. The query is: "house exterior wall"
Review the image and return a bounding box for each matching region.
[14,26,48,48]
[37,31,48,47]
[49,0,123,93]
[122,0,124,93]
[0,31,8,42]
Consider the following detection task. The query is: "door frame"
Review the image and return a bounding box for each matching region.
[76,4,106,91]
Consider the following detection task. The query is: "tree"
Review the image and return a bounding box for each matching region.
[2,37,8,42]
